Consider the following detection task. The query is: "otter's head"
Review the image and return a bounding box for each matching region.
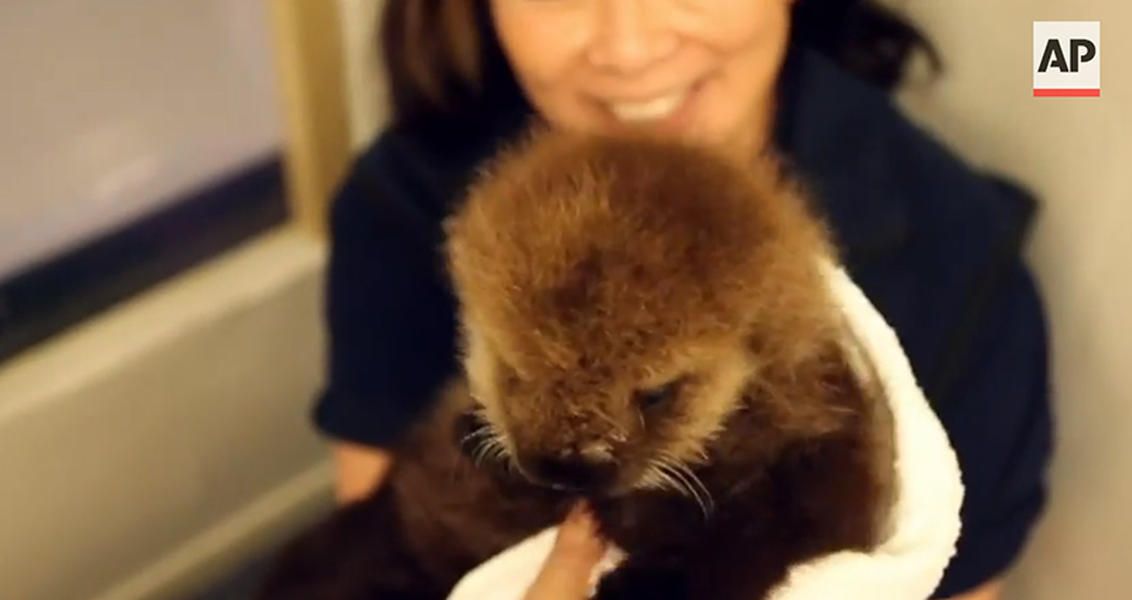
[444,130,837,498]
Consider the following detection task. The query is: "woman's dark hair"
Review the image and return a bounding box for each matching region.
[379,0,942,130]
[790,0,942,90]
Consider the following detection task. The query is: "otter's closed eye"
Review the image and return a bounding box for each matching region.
[634,377,687,410]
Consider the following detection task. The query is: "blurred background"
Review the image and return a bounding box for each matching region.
[0,1,1127,599]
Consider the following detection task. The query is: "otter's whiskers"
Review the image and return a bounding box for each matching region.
[638,452,715,519]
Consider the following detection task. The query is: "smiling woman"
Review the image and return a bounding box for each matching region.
[313,2,1052,600]
[489,0,791,153]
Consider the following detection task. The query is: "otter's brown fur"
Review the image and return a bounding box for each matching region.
[259,128,895,600]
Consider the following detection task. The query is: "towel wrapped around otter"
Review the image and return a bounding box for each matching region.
[447,261,965,600]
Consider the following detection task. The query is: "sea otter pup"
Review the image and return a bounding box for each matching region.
[259,128,896,600]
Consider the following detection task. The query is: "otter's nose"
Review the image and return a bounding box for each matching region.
[530,453,617,492]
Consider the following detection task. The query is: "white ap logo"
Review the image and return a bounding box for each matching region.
[1034,21,1101,97]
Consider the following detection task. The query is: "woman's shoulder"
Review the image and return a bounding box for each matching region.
[315,121,507,446]
[776,46,1039,265]
[776,46,1040,305]
[332,126,485,234]
[331,111,531,240]
[776,48,1047,398]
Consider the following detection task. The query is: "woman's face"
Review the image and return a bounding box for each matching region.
[490,0,794,155]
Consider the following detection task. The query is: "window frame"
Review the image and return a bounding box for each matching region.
[0,0,351,364]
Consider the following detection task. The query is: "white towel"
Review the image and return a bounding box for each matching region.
[448,264,965,600]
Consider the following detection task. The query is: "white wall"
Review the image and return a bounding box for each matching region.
[890,1,1132,597]
[0,230,333,600]
[0,3,392,596]
[0,3,367,598]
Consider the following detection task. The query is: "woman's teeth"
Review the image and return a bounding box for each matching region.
[608,89,688,122]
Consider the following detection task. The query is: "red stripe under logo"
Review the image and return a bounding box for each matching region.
[1033,88,1101,97]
